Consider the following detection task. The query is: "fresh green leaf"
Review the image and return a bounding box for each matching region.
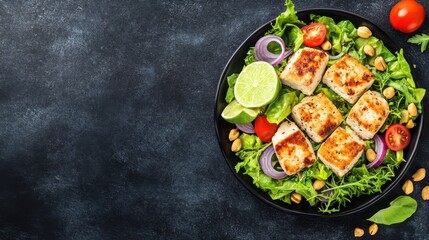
[269,0,305,36]
[284,24,303,52]
[389,49,414,87]
[408,33,429,52]
[265,91,299,124]
[244,47,256,66]
[368,196,417,225]
[239,133,263,150]
[225,74,238,103]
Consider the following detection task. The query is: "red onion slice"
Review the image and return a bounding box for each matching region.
[328,52,345,60]
[235,123,255,134]
[259,145,287,179]
[367,134,388,168]
[254,35,292,66]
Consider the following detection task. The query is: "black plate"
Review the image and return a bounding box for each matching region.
[214,9,424,216]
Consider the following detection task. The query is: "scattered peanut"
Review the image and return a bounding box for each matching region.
[321,41,332,51]
[382,87,395,99]
[402,179,414,195]
[354,228,364,237]
[366,149,377,162]
[228,129,240,141]
[422,186,429,200]
[231,138,242,152]
[369,223,378,236]
[408,102,418,117]
[291,192,302,204]
[313,179,325,190]
[374,56,387,71]
[363,44,375,56]
[406,119,415,129]
[412,168,426,182]
[357,26,372,38]
[400,109,409,124]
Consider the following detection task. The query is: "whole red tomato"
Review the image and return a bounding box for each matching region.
[254,115,278,143]
[390,0,425,33]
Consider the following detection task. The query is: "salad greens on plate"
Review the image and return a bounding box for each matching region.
[221,0,425,213]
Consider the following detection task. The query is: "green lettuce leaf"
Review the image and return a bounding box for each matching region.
[269,0,305,36]
[225,73,238,103]
[265,91,299,124]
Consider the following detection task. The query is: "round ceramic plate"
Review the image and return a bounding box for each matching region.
[214,9,424,216]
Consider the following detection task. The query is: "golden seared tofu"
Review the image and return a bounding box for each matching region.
[280,47,329,95]
[272,120,316,175]
[291,92,343,143]
[317,127,365,177]
[346,90,390,140]
[322,54,374,104]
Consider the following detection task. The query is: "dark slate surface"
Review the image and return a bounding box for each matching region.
[0,0,428,239]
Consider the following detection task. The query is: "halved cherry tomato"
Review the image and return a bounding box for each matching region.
[390,0,425,33]
[254,115,278,143]
[385,124,411,151]
[301,23,327,47]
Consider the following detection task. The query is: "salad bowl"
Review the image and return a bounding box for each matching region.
[214,8,423,216]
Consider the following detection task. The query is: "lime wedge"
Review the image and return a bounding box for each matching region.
[234,61,280,108]
[221,99,259,124]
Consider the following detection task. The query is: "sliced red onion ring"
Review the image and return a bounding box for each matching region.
[328,52,345,60]
[317,189,333,202]
[235,123,255,134]
[254,35,293,66]
[259,145,287,179]
[367,134,388,169]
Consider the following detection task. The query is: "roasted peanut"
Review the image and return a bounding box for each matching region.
[354,228,364,237]
[357,26,372,38]
[313,179,325,190]
[366,149,377,162]
[374,56,387,71]
[382,87,395,99]
[422,186,429,200]
[400,109,409,124]
[368,223,378,235]
[408,103,418,117]
[229,129,240,141]
[402,179,414,195]
[321,41,332,51]
[412,168,426,182]
[364,44,375,56]
[406,119,415,129]
[231,138,242,152]
[291,193,302,204]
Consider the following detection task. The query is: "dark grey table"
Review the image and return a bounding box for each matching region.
[0,0,428,239]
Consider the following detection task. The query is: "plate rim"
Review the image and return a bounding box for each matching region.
[214,8,424,217]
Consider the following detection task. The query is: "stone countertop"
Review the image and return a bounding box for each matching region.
[0,0,428,239]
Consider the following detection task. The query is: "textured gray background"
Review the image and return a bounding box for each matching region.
[0,0,428,239]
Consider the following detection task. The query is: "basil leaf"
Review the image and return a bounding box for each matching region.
[368,196,417,225]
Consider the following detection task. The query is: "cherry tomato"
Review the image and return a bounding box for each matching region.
[390,0,425,33]
[254,115,278,143]
[301,23,327,47]
[385,124,411,151]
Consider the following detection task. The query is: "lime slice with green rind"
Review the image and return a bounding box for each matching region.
[234,61,280,108]
[221,99,259,124]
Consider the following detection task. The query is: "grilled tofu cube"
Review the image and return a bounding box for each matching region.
[346,90,390,140]
[291,92,343,143]
[280,47,329,95]
[322,54,374,104]
[272,120,316,175]
[317,127,365,177]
